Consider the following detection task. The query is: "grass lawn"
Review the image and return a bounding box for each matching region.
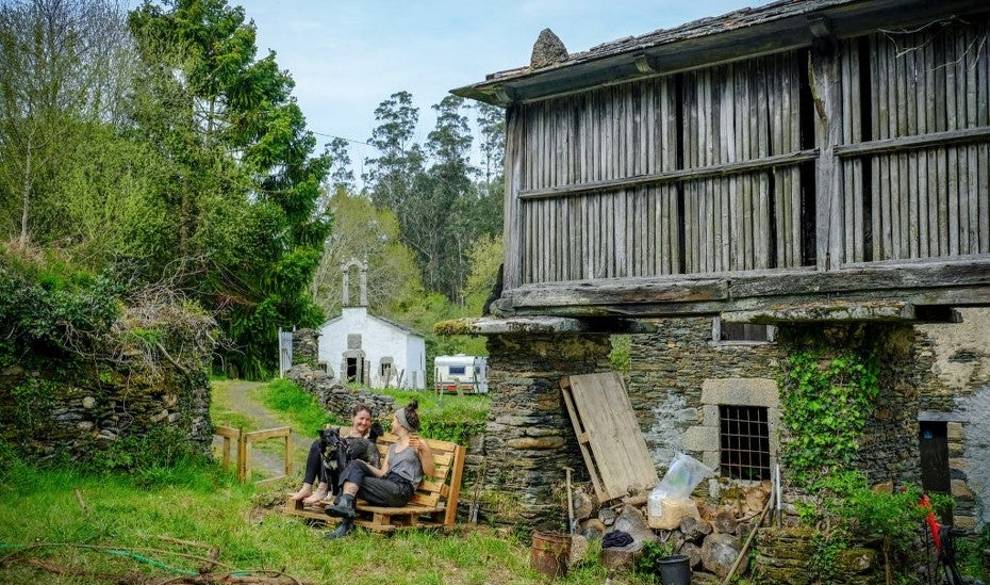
[0,460,634,585]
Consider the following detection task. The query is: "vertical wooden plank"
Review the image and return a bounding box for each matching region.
[812,41,843,271]
[504,106,524,288]
[946,30,960,256]
[904,43,919,259]
[965,25,979,255]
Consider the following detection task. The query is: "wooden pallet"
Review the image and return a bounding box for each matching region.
[284,433,466,533]
[561,373,659,503]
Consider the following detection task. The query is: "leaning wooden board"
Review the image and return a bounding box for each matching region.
[561,373,659,503]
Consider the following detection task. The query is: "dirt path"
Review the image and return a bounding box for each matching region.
[211,380,312,479]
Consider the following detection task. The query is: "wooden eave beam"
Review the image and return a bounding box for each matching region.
[451,0,989,106]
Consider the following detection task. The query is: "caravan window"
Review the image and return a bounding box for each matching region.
[449,365,466,375]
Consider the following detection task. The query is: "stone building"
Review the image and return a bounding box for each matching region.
[448,0,990,534]
[317,259,426,389]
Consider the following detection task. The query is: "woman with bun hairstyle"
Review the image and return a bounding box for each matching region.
[324,400,434,539]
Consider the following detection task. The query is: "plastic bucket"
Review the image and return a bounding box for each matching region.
[530,531,571,579]
[657,554,692,585]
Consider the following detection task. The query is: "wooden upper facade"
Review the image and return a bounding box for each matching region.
[454,0,990,319]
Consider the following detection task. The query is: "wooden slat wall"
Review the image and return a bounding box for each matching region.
[520,78,679,283]
[681,53,803,273]
[843,20,990,263]
[517,52,805,285]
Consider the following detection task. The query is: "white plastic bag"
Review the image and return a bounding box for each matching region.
[655,453,714,499]
[647,453,714,519]
[646,453,715,530]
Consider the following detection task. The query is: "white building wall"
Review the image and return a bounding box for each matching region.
[316,307,425,389]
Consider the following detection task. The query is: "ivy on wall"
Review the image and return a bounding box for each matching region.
[780,350,880,486]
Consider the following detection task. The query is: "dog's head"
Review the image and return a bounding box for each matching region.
[318,427,343,469]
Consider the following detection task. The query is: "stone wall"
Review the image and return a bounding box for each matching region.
[0,304,216,464]
[625,317,785,473]
[625,312,990,529]
[285,364,394,421]
[291,328,320,368]
[480,333,611,527]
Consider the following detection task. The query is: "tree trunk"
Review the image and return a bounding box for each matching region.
[19,133,32,248]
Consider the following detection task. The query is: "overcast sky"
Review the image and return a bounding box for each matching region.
[232,0,755,181]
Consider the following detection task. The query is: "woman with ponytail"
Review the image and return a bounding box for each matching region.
[324,400,435,539]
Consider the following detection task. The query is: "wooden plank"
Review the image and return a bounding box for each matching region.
[565,373,659,501]
[518,149,819,200]
[560,380,606,502]
[812,41,844,271]
[243,426,291,442]
[505,105,525,289]
[443,445,466,527]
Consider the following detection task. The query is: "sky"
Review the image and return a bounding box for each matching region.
[232,0,756,182]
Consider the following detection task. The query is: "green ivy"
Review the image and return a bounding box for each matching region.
[780,350,880,486]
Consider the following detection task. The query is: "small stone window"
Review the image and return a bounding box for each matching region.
[719,405,771,480]
[712,317,776,344]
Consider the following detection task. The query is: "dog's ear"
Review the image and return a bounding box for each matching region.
[369,422,384,442]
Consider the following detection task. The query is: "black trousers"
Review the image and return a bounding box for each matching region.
[339,460,414,507]
[303,439,341,489]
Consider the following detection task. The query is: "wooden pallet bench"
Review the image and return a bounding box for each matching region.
[284,433,466,533]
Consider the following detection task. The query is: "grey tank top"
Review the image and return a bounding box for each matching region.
[387,443,423,487]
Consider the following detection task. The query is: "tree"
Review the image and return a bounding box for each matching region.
[0,0,133,246]
[476,103,505,185]
[326,137,355,197]
[128,0,330,377]
[364,91,422,213]
[309,191,422,317]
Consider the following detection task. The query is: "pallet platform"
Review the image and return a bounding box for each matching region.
[283,433,466,533]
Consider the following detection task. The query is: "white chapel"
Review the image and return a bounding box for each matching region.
[317,259,426,389]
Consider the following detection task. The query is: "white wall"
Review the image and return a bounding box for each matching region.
[317,307,425,389]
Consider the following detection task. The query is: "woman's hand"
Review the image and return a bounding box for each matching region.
[410,435,436,478]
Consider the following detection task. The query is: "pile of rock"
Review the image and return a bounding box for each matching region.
[571,482,772,582]
[285,364,394,420]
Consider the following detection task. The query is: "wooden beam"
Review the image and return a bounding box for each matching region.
[496,258,990,317]
[433,315,658,336]
[834,126,990,158]
[504,276,729,307]
[518,148,819,200]
[500,285,990,320]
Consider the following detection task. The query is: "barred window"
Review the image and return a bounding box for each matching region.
[719,405,771,480]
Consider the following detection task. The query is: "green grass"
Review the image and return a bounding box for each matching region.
[257,378,342,436]
[210,380,258,432]
[0,461,631,585]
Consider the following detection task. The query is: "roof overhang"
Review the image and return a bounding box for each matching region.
[453,0,990,106]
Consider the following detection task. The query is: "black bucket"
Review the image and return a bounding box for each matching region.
[657,554,691,585]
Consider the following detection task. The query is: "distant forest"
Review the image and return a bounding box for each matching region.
[0,0,504,377]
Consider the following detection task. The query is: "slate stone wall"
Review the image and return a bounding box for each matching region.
[291,328,320,368]
[624,312,990,530]
[0,354,213,463]
[481,333,611,527]
[285,364,394,421]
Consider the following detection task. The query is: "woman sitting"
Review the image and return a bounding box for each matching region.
[289,403,378,505]
[324,400,434,539]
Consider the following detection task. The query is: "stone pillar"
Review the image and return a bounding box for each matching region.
[481,333,611,528]
[291,328,320,368]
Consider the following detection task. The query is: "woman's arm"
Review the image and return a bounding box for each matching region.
[410,436,435,478]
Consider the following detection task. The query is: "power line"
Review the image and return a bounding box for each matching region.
[311,130,377,149]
